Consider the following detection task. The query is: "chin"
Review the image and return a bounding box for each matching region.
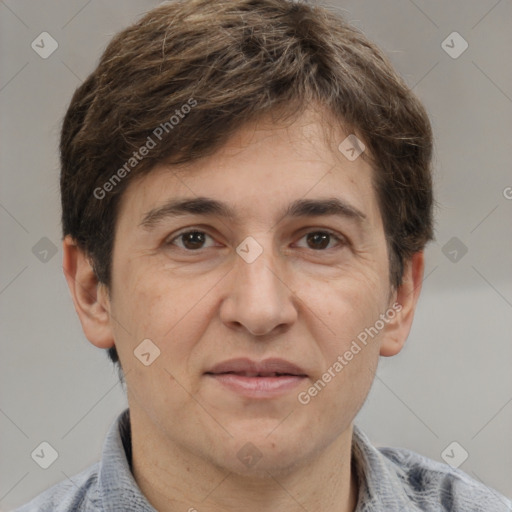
[215,427,310,477]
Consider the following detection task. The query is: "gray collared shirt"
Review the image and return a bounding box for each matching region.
[14,408,512,511]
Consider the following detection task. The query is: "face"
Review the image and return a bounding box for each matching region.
[105,106,402,475]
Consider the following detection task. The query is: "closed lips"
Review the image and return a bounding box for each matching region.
[205,357,308,377]
[211,372,301,377]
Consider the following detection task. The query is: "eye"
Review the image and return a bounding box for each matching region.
[166,228,347,252]
[167,230,216,251]
[295,230,346,251]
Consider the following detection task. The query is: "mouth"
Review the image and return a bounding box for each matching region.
[205,371,304,377]
[205,357,308,377]
[204,358,308,398]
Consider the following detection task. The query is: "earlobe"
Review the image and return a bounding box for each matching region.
[62,235,115,349]
[379,251,425,357]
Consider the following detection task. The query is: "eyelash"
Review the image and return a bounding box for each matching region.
[165,227,348,252]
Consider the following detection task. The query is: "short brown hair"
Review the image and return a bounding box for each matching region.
[60,0,434,367]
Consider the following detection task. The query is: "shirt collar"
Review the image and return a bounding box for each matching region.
[97,408,156,511]
[97,408,419,511]
[351,424,423,511]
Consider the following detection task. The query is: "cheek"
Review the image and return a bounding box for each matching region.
[300,268,388,340]
[108,272,170,373]
[111,267,216,370]
[300,279,383,421]
[110,271,202,406]
[115,261,193,332]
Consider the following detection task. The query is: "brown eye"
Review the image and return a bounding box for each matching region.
[168,230,215,250]
[306,232,330,250]
[296,230,345,251]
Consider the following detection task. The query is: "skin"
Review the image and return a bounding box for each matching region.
[63,105,424,512]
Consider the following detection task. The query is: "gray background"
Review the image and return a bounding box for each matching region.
[1,0,511,509]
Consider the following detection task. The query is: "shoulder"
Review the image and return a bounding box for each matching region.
[378,444,512,511]
[13,462,101,512]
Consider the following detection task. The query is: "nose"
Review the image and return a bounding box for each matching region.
[219,238,298,337]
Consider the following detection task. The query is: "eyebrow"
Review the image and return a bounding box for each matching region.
[139,196,367,230]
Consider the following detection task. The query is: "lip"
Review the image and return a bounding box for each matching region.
[205,357,308,377]
[206,373,306,398]
[204,357,308,399]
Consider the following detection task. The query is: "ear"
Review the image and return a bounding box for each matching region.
[62,235,115,349]
[379,251,424,357]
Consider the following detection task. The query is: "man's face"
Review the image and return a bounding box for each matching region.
[107,107,399,474]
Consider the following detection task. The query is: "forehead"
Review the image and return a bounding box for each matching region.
[116,107,382,231]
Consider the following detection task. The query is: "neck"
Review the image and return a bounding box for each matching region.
[129,408,359,512]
